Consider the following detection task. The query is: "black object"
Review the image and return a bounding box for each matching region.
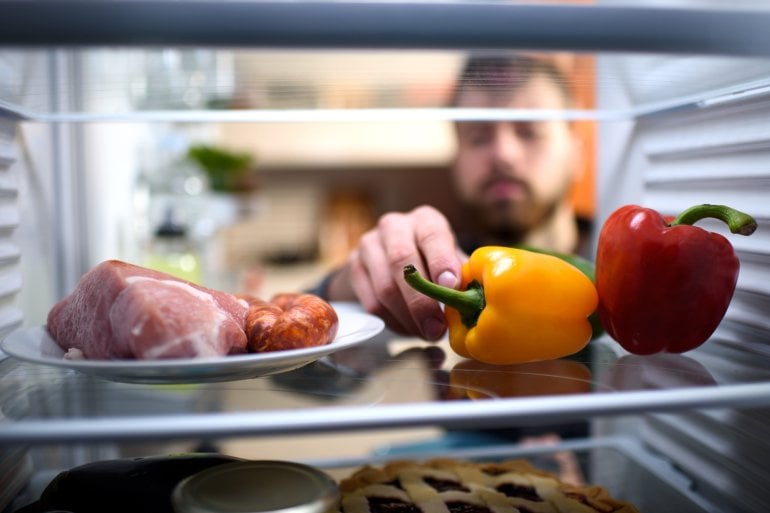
[14,453,242,513]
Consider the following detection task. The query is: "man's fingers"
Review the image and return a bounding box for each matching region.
[378,208,451,340]
[342,205,460,341]
[352,231,422,336]
[412,205,463,290]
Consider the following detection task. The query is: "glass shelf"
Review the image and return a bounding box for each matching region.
[2,326,770,447]
[3,49,770,124]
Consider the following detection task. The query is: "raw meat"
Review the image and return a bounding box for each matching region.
[46,260,249,360]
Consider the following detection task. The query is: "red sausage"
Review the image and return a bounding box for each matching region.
[245,293,339,352]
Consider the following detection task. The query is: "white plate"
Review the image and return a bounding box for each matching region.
[0,306,384,384]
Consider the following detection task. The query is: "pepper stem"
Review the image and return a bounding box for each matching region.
[670,204,757,236]
[403,265,485,328]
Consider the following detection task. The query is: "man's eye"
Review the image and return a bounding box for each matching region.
[515,123,541,140]
[464,125,493,146]
[469,133,492,145]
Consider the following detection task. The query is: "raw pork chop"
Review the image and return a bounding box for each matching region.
[47,260,249,359]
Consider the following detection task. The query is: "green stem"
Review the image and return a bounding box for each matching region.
[403,265,485,328]
[670,204,758,236]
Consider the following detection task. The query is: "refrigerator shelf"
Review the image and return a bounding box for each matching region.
[2,335,770,447]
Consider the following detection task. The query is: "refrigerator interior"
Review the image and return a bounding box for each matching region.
[1,2,770,513]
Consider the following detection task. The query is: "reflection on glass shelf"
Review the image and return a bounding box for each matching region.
[3,335,770,414]
[447,358,594,400]
[599,353,717,391]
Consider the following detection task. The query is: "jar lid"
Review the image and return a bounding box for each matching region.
[172,460,340,513]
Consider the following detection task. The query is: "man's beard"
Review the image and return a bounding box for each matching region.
[472,196,560,245]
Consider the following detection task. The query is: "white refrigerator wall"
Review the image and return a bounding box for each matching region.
[597,53,770,513]
[2,52,51,331]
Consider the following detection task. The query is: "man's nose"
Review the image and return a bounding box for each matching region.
[490,124,525,167]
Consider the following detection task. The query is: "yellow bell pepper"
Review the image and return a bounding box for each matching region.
[403,246,598,365]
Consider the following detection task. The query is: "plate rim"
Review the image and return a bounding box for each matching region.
[0,306,384,381]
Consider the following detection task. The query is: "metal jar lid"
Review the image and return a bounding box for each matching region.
[172,460,340,513]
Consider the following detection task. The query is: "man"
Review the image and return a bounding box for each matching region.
[303,56,591,481]
[320,54,589,342]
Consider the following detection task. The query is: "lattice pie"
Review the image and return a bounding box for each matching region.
[334,458,639,513]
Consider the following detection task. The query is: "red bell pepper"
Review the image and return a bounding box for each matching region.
[596,203,757,355]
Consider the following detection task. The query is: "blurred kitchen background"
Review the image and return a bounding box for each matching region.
[16,48,596,324]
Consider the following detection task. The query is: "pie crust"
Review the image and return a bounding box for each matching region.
[335,458,639,513]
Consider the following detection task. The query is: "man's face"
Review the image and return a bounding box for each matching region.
[451,74,580,238]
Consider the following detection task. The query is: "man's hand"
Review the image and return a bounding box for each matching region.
[326,205,463,340]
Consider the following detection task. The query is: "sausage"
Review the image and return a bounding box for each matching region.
[245,293,339,352]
